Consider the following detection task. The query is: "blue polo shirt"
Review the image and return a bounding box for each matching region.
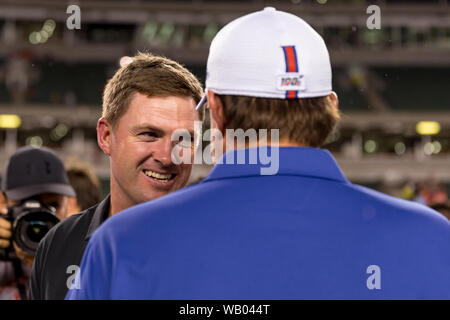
[66,147,450,299]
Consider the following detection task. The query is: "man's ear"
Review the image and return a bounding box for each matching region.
[207,91,225,134]
[97,117,113,156]
[329,91,339,110]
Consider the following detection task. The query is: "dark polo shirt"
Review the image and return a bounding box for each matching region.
[30,195,110,300]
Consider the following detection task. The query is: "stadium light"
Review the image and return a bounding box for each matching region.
[394,142,406,155]
[29,19,56,45]
[26,136,43,147]
[424,142,434,155]
[416,121,441,135]
[364,140,377,153]
[0,114,21,129]
[119,56,133,67]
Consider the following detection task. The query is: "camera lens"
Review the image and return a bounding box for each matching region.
[13,210,60,256]
[26,221,50,243]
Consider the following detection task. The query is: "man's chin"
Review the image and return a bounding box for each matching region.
[136,190,174,204]
[132,172,189,204]
[136,184,184,202]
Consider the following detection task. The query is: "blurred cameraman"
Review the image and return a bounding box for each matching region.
[0,146,75,300]
[65,159,103,218]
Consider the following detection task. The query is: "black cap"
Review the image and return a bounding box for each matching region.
[1,146,76,201]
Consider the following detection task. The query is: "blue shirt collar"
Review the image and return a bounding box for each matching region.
[203,147,350,184]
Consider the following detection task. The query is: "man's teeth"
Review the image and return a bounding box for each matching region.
[144,170,172,181]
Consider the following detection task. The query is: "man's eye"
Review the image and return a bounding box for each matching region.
[140,132,157,138]
[178,137,194,148]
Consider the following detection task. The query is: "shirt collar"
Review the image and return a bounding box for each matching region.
[84,194,111,241]
[203,147,349,184]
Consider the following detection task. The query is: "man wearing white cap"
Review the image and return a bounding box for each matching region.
[67,8,450,299]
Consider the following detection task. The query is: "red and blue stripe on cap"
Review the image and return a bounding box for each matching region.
[282,45,299,99]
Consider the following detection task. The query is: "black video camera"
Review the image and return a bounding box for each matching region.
[0,200,60,261]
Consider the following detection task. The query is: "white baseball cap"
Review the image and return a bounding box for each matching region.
[196,7,332,110]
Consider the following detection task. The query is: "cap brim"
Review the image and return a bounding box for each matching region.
[195,95,208,111]
[5,183,76,201]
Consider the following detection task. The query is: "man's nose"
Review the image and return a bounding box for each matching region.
[152,137,174,167]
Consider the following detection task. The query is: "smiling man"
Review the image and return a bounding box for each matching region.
[30,53,203,299]
[102,92,199,215]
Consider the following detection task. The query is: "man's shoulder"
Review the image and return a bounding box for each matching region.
[348,183,450,232]
[92,182,209,241]
[55,205,98,235]
[99,177,450,246]
[32,204,101,300]
[39,204,99,250]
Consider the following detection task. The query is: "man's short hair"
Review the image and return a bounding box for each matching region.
[66,160,102,211]
[216,94,340,147]
[102,52,204,128]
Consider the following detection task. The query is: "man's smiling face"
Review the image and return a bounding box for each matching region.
[108,92,198,207]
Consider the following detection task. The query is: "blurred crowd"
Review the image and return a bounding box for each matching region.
[403,179,450,219]
[0,154,102,299]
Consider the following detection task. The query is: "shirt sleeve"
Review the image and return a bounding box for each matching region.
[65,229,113,300]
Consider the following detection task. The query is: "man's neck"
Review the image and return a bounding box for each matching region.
[109,199,127,217]
[108,177,136,217]
[221,139,302,152]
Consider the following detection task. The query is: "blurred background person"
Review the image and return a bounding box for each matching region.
[430,202,450,220]
[407,179,449,206]
[65,158,103,218]
[2,50,38,105]
[0,146,75,300]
